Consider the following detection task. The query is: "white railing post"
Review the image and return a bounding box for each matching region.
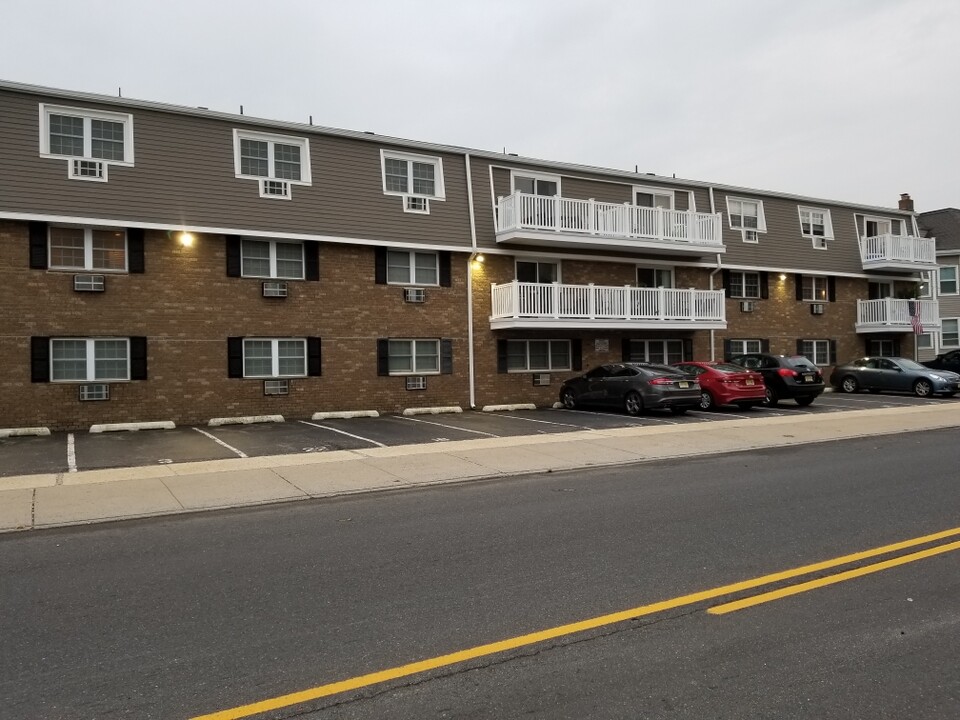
[588,198,596,234]
[658,288,666,320]
[588,283,596,319]
[552,281,560,319]
[512,280,520,319]
[623,285,631,320]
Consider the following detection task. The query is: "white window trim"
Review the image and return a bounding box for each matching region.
[388,339,441,376]
[918,271,933,299]
[729,339,763,355]
[386,249,439,286]
[506,339,572,373]
[728,271,761,299]
[50,338,130,383]
[941,319,959,349]
[48,226,129,272]
[798,206,834,249]
[515,258,562,283]
[860,215,905,239]
[626,339,686,363]
[38,104,135,176]
[725,196,767,236]
[917,333,933,350]
[242,338,308,378]
[801,339,832,366]
[380,150,446,213]
[240,239,305,280]
[510,170,562,196]
[801,275,829,302]
[233,130,312,198]
[938,265,959,296]
[636,265,674,288]
[632,185,676,209]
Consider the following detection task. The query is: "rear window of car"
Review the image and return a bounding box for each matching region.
[713,363,751,373]
[635,364,684,376]
[784,356,817,370]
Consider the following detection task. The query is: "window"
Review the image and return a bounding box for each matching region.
[727,271,760,299]
[242,339,307,378]
[918,272,932,299]
[942,319,959,348]
[917,333,933,350]
[637,267,674,288]
[634,187,674,209]
[241,239,304,279]
[47,227,127,271]
[625,339,684,364]
[866,339,897,357]
[381,150,445,213]
[862,216,903,238]
[798,207,833,248]
[39,104,134,181]
[506,340,571,372]
[939,266,958,295]
[726,197,766,241]
[800,340,832,366]
[729,339,763,355]
[50,338,129,382]
[388,339,440,375]
[513,173,560,197]
[233,130,311,198]
[802,276,828,302]
[386,250,439,285]
[516,260,559,284]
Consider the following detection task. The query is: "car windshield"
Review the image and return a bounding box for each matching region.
[898,359,927,371]
[713,363,751,373]
[785,356,817,370]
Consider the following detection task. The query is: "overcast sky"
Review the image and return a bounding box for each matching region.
[3,0,958,211]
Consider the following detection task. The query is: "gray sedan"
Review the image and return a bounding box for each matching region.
[559,362,701,415]
[830,357,960,398]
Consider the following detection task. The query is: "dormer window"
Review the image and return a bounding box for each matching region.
[39,104,134,182]
[726,197,767,242]
[381,150,445,214]
[233,130,312,199]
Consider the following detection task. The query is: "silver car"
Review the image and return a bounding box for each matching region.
[829,357,960,398]
[559,362,701,415]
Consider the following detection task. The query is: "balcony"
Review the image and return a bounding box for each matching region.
[855,298,940,333]
[495,192,725,255]
[858,235,937,271]
[490,281,727,330]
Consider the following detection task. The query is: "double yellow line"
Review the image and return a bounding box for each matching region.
[192,526,960,720]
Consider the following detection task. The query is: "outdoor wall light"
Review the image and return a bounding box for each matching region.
[475,254,485,264]
[178,232,195,247]
[779,273,787,281]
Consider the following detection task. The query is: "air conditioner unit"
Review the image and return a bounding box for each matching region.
[739,300,755,313]
[261,180,290,198]
[74,274,106,292]
[263,379,289,396]
[79,383,110,401]
[403,287,425,303]
[813,237,828,249]
[405,196,429,213]
[810,303,825,315]
[532,373,551,386]
[743,230,759,243]
[69,159,106,181]
[262,281,288,298]
[405,375,426,390]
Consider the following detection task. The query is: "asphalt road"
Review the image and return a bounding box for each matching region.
[2,430,959,719]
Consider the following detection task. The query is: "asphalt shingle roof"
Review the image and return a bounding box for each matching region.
[918,208,960,252]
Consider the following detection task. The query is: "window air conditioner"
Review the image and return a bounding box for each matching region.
[261,180,290,198]
[403,287,425,303]
[74,274,106,292]
[262,281,288,298]
[69,159,106,181]
[810,303,825,315]
[405,375,426,390]
[739,300,755,313]
[405,196,428,212]
[79,384,110,401]
[263,379,289,395]
[532,373,551,386]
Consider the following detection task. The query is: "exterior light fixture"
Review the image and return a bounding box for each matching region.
[475,254,485,264]
[779,273,787,281]
[179,232,195,247]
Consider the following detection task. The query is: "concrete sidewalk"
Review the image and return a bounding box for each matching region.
[2,403,959,533]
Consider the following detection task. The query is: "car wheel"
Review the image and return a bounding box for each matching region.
[840,375,859,393]
[698,390,715,411]
[913,379,933,398]
[670,406,688,416]
[560,389,577,409]
[795,396,815,407]
[763,387,779,408]
[624,391,644,416]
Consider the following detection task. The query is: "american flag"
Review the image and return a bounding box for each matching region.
[909,301,924,335]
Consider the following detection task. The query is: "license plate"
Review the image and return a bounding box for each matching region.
[745,379,755,386]
[679,381,690,389]
[803,374,814,382]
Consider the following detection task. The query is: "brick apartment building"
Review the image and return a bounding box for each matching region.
[0,80,942,430]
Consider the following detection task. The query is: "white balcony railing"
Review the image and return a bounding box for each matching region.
[856,298,941,332]
[858,234,937,268]
[491,281,726,326]
[496,192,724,247]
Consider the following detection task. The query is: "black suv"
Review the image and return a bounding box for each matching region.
[923,349,960,374]
[728,353,825,407]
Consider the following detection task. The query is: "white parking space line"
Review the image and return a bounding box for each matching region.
[192,427,248,458]
[66,433,77,473]
[558,408,684,425]
[500,413,623,429]
[299,421,387,447]
[399,416,500,437]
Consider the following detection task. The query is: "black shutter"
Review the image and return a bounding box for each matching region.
[304,242,320,281]
[723,339,732,361]
[829,339,837,365]
[796,339,804,355]
[129,337,148,380]
[571,339,583,371]
[377,339,389,376]
[621,338,631,362]
[307,337,322,376]
[497,340,508,373]
[127,228,145,274]
[31,337,50,383]
[722,269,731,298]
[227,337,243,378]
[864,337,873,355]
[438,252,451,287]
[682,338,693,361]
[29,222,48,269]
[374,247,387,285]
[893,339,901,357]
[760,272,769,299]
[226,236,242,277]
[827,276,836,302]
[440,339,453,374]
[795,274,804,301]
[761,339,770,353]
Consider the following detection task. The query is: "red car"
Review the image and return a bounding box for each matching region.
[672,361,766,410]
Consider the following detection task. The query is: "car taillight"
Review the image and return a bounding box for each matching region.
[650,377,675,385]
[777,368,796,378]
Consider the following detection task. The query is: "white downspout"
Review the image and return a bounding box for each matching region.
[708,187,720,361]
[465,153,479,409]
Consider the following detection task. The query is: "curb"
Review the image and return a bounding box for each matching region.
[89,421,176,433]
[208,415,284,427]
[0,427,51,438]
[402,406,463,416]
[311,410,380,420]
[481,404,537,412]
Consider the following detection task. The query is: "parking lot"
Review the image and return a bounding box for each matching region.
[1,392,957,478]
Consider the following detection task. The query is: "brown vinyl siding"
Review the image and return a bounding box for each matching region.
[0,90,472,249]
